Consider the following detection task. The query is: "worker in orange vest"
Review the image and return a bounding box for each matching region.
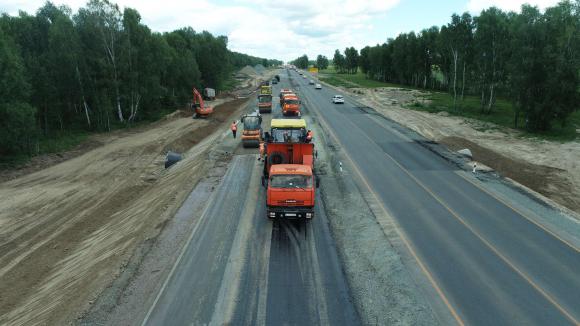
[231,121,237,138]
[258,141,265,161]
[305,129,313,143]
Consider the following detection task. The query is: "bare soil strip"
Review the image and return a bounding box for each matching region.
[0,98,249,325]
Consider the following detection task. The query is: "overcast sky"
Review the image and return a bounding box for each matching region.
[0,0,561,62]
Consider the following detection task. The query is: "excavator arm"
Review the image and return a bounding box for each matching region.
[192,87,213,118]
[192,88,205,108]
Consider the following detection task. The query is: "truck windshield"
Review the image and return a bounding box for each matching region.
[285,100,299,105]
[258,96,271,103]
[271,129,305,142]
[270,174,312,189]
[243,117,260,130]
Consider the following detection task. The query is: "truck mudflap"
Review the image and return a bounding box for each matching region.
[267,206,314,219]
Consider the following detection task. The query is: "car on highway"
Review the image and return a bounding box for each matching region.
[309,80,315,85]
[315,84,322,89]
[303,75,307,79]
[332,95,344,104]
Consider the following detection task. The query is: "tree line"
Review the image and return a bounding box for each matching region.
[318,1,579,132]
[289,54,330,70]
[0,0,280,158]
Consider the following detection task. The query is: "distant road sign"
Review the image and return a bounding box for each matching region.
[308,67,319,74]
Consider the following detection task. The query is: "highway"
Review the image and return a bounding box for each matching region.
[142,79,359,325]
[292,70,580,325]
[141,70,580,326]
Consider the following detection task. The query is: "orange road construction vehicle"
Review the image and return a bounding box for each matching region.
[240,112,262,148]
[261,119,319,220]
[258,85,273,113]
[192,87,213,118]
[282,93,301,116]
[279,88,293,106]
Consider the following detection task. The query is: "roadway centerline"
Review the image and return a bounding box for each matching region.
[300,88,465,326]
[455,170,580,253]
[356,102,580,254]
[305,89,579,324]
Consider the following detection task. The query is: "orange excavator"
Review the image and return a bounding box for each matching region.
[192,87,213,118]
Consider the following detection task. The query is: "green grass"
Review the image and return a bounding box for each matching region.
[222,75,242,91]
[410,92,579,141]
[319,66,579,141]
[319,66,403,89]
[37,131,90,154]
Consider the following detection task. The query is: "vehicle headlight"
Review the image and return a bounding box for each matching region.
[269,211,276,218]
[306,212,313,219]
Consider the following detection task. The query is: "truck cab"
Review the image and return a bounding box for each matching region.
[279,89,293,105]
[262,119,318,220]
[282,94,300,116]
[266,165,316,219]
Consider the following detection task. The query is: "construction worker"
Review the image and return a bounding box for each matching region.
[231,121,237,138]
[305,129,313,143]
[258,141,265,161]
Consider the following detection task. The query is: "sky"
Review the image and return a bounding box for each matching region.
[0,0,562,62]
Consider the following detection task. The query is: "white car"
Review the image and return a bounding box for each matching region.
[332,95,344,104]
[315,84,322,89]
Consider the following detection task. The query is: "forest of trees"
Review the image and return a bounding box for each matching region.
[0,0,279,158]
[315,55,329,70]
[324,1,579,132]
[333,47,360,74]
[291,54,309,69]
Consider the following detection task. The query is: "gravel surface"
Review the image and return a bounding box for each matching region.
[303,112,441,325]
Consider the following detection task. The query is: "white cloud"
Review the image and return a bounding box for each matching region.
[466,0,561,13]
[0,0,401,61]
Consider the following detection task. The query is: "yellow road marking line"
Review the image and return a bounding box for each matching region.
[456,171,580,253]
[363,110,580,254]
[304,94,465,326]
[338,111,579,325]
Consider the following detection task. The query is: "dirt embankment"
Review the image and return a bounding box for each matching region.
[347,87,580,214]
[0,97,249,325]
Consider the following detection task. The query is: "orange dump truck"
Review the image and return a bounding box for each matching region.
[282,93,301,116]
[279,88,293,105]
[261,119,319,220]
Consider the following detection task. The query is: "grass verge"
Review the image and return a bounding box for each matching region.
[319,66,579,141]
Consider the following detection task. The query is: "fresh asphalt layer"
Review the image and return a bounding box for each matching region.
[294,70,580,325]
[142,76,359,326]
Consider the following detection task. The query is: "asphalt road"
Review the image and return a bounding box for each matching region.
[142,79,359,326]
[293,70,580,325]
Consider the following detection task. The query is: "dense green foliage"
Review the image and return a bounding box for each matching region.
[315,55,329,70]
[333,1,580,132]
[0,0,278,158]
[291,54,309,69]
[331,48,360,74]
